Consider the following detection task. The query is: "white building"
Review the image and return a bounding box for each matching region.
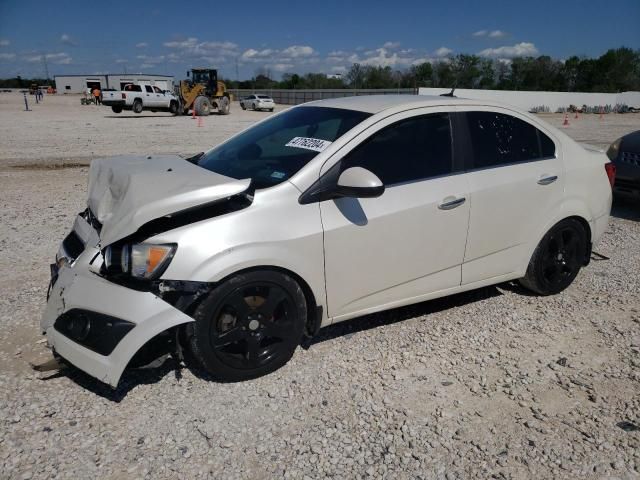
[54,74,174,94]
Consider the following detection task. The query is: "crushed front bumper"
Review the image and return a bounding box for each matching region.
[40,214,194,387]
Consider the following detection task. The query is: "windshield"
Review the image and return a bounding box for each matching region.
[198,106,371,189]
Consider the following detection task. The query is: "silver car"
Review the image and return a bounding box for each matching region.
[41,95,612,387]
[240,94,275,111]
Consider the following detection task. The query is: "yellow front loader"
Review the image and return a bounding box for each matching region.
[177,68,231,116]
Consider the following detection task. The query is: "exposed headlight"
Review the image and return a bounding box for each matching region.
[607,137,622,161]
[104,243,176,279]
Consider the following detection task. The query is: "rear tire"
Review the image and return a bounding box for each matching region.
[240,103,246,110]
[217,96,230,115]
[132,100,143,114]
[194,96,211,116]
[169,101,178,115]
[189,270,307,381]
[519,218,587,295]
[111,105,123,114]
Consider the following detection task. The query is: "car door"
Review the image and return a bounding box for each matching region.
[457,108,564,284]
[320,109,470,320]
[143,85,155,107]
[152,86,166,107]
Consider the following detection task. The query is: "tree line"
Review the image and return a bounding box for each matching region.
[227,47,639,93]
[1,47,637,93]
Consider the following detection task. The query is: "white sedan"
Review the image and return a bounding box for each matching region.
[240,94,275,111]
[41,95,613,386]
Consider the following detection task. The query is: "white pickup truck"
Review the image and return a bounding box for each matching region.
[102,84,180,114]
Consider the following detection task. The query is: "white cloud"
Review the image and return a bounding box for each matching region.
[163,37,240,61]
[136,54,165,64]
[473,30,488,37]
[25,52,72,64]
[60,34,76,46]
[411,57,434,66]
[331,65,347,74]
[0,53,16,60]
[383,41,401,49]
[434,47,453,57]
[281,45,315,58]
[479,42,538,58]
[135,42,148,48]
[488,30,506,38]
[0,39,9,47]
[115,58,128,64]
[241,48,275,60]
[272,63,294,72]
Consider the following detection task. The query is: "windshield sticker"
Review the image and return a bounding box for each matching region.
[285,137,332,152]
[270,171,286,179]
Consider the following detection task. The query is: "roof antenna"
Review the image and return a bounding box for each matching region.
[440,87,456,97]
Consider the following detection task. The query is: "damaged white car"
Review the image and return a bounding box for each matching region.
[41,95,613,387]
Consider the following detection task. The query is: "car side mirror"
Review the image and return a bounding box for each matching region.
[335,167,385,198]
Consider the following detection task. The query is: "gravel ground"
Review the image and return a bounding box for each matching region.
[0,92,639,479]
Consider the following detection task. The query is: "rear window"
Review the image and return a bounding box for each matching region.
[124,84,142,92]
[198,107,371,189]
[257,95,271,99]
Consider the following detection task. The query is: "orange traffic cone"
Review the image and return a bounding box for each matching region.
[574,111,579,119]
[192,105,197,120]
[562,113,570,126]
[197,115,203,127]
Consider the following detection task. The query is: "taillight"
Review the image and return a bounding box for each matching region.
[121,93,126,99]
[605,162,616,188]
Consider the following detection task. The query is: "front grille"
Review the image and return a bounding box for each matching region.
[62,231,85,260]
[620,151,640,167]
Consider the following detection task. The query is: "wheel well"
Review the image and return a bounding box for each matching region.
[566,215,592,265]
[133,97,142,103]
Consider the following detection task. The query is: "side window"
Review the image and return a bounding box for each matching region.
[466,111,551,168]
[153,86,162,93]
[540,131,556,157]
[144,85,153,93]
[341,113,453,185]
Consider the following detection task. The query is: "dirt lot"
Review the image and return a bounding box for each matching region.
[0,92,639,479]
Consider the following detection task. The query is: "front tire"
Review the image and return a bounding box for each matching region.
[169,101,178,115]
[519,219,588,295]
[189,271,307,381]
[194,96,211,116]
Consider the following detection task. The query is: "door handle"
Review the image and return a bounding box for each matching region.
[537,175,558,185]
[438,197,466,210]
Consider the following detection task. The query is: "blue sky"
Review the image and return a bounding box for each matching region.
[0,0,638,79]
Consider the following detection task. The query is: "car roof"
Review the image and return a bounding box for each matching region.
[302,94,513,114]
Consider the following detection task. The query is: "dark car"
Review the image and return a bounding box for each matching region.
[608,130,640,198]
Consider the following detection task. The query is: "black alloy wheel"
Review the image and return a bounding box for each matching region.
[520,219,587,295]
[190,271,307,381]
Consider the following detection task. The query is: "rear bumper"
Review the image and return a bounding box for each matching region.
[41,216,194,387]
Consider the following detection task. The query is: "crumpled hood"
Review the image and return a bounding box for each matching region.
[87,154,250,246]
